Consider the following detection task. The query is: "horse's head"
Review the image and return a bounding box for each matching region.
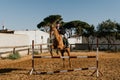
[50,26,59,35]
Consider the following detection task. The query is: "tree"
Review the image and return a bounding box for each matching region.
[63,20,91,37]
[97,19,118,50]
[82,25,95,41]
[37,21,49,32]
[63,20,93,39]
[116,23,120,39]
[83,25,95,50]
[63,20,95,51]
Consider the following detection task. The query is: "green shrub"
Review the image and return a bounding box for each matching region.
[8,52,21,60]
[33,51,39,55]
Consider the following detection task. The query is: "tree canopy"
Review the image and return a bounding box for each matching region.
[37,15,63,32]
[37,15,120,43]
[63,20,94,37]
[97,19,117,37]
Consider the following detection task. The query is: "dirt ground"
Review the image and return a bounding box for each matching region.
[0,51,120,80]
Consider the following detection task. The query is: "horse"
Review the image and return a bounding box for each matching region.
[50,26,71,67]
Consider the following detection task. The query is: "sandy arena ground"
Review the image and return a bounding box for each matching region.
[0,51,120,80]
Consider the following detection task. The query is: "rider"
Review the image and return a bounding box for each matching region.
[56,21,69,48]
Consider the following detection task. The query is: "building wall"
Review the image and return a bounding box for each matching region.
[68,36,82,44]
[14,30,50,49]
[14,30,49,45]
[0,30,50,54]
[0,33,29,54]
[0,33,29,47]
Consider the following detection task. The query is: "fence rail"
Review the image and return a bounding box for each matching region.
[70,43,120,51]
[0,43,52,57]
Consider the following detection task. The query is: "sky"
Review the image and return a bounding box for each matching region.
[0,0,120,30]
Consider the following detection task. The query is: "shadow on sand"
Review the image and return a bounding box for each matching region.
[0,68,28,74]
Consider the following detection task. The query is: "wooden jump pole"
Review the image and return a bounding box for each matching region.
[36,67,96,74]
[96,38,99,77]
[33,56,96,59]
[91,38,103,77]
[29,40,102,77]
[29,40,36,75]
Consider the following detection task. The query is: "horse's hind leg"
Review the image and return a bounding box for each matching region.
[50,48,53,56]
[56,48,59,55]
[68,56,71,68]
[61,50,65,67]
[66,48,70,56]
[66,48,71,68]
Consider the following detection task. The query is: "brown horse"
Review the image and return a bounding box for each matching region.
[50,26,71,67]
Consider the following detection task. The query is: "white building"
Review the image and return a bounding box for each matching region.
[0,33,29,47]
[0,30,50,57]
[68,36,82,44]
[14,30,49,45]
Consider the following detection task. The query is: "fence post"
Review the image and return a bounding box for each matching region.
[40,44,42,53]
[30,40,35,75]
[13,48,16,54]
